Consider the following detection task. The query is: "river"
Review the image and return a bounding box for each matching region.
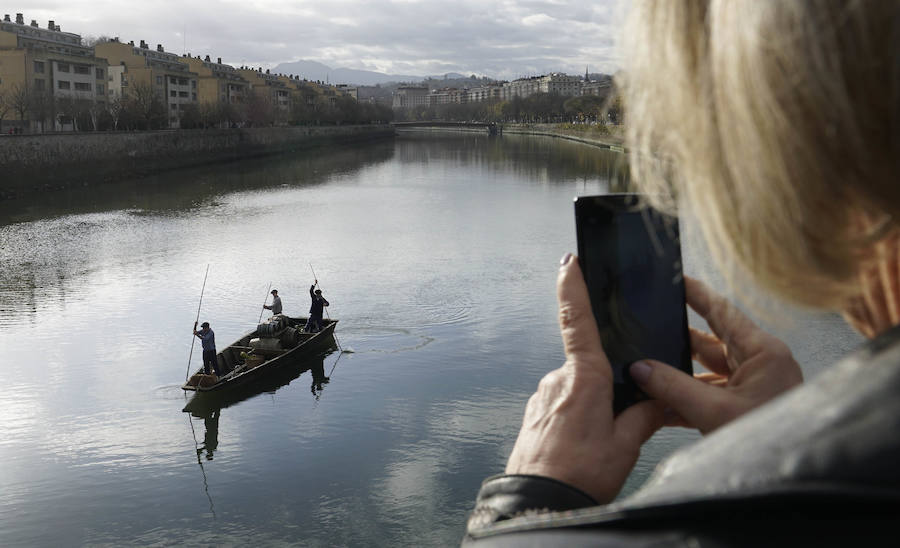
[0,132,860,546]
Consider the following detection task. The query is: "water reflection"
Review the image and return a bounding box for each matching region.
[396,132,630,189]
[0,143,396,226]
[183,350,338,419]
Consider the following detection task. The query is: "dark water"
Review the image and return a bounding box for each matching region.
[0,133,859,546]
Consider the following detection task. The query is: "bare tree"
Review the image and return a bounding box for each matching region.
[82,35,112,47]
[28,89,57,133]
[242,88,274,127]
[10,84,30,130]
[129,80,166,129]
[106,96,124,130]
[0,89,10,131]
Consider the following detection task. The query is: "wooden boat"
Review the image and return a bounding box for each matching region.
[183,351,333,416]
[182,315,338,392]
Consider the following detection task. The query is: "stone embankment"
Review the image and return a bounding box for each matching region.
[0,125,395,200]
[502,123,626,152]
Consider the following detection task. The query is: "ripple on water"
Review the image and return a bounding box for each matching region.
[335,326,434,354]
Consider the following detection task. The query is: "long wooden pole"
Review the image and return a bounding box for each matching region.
[258,282,272,323]
[186,264,210,381]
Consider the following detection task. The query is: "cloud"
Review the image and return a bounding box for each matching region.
[13,0,624,79]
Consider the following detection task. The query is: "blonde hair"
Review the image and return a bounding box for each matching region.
[622,0,900,309]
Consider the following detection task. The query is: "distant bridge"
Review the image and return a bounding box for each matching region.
[391,121,501,135]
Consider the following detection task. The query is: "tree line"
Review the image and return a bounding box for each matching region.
[0,81,393,133]
[394,92,622,125]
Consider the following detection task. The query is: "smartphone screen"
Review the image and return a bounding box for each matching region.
[574,194,692,414]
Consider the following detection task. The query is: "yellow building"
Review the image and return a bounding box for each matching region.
[0,13,109,131]
[275,74,320,110]
[237,68,291,112]
[183,55,247,107]
[94,38,198,128]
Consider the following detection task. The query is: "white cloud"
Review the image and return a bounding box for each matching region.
[10,0,624,79]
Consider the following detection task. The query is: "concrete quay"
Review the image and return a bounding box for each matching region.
[0,125,395,200]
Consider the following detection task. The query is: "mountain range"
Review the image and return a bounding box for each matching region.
[272,60,465,86]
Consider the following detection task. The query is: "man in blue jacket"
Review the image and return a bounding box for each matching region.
[193,321,221,377]
[305,282,330,332]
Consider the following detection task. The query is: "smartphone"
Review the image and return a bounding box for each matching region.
[574,194,692,414]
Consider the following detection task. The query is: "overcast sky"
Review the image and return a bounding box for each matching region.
[16,0,625,79]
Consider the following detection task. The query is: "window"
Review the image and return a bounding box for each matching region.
[57,62,70,72]
[156,76,163,85]
[179,78,188,86]
[34,78,45,90]
[74,65,90,75]
[171,103,177,110]
[96,68,104,79]
[58,80,71,90]
[191,80,196,89]
[191,92,197,101]
[179,91,188,98]
[170,90,177,97]
[170,77,177,85]
[34,60,45,73]
[75,82,92,91]
[97,83,104,94]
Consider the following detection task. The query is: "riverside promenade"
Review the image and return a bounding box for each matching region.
[0,125,395,200]
[502,123,626,152]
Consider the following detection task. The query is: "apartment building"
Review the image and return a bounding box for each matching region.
[582,77,613,98]
[392,86,429,108]
[468,83,503,103]
[538,72,582,95]
[237,67,290,111]
[334,84,358,101]
[184,55,247,107]
[0,13,108,131]
[94,39,197,128]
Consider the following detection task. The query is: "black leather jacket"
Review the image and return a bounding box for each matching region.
[463,326,900,546]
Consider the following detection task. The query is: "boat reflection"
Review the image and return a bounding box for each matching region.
[183,349,337,440]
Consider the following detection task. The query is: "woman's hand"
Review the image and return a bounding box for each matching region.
[505,254,665,504]
[629,277,804,434]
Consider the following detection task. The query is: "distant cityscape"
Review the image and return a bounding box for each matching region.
[0,12,613,133]
[392,73,611,109]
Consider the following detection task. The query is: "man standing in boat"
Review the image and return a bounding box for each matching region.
[263,289,282,316]
[193,321,221,377]
[306,282,329,332]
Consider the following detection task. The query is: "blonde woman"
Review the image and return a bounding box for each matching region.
[465,1,899,544]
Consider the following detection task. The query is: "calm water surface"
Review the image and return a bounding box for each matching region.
[0,133,860,546]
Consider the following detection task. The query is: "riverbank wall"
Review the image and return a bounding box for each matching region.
[502,123,627,152]
[0,125,395,200]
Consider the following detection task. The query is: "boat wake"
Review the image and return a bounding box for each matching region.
[333,327,433,354]
[153,384,193,399]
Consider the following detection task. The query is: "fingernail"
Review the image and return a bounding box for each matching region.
[559,252,573,267]
[630,361,653,384]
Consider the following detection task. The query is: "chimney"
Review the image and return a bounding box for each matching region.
[157,44,163,52]
[15,13,23,24]
[217,57,221,64]
[129,40,134,46]
[266,69,270,74]
[30,19,38,27]
[48,20,54,30]
[204,55,210,62]
[4,14,10,22]
[139,40,148,49]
